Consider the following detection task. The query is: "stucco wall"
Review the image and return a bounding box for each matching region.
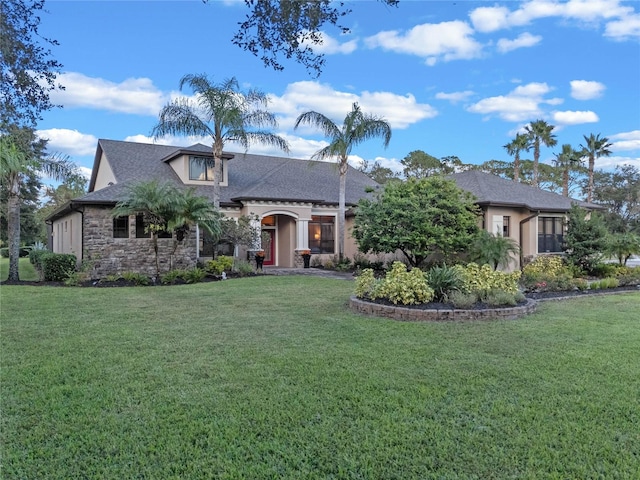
[51,211,83,262]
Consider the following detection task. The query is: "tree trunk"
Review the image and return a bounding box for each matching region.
[562,167,569,197]
[338,159,348,262]
[212,138,223,210]
[513,154,520,182]
[587,155,595,203]
[7,188,21,281]
[533,143,540,188]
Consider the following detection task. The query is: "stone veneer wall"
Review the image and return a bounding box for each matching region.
[83,206,197,278]
[349,296,537,321]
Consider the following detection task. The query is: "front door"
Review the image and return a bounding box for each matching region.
[263,229,275,266]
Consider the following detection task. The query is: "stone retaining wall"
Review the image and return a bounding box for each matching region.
[349,296,537,321]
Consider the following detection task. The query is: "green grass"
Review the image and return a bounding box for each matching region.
[2,277,639,479]
[0,257,38,281]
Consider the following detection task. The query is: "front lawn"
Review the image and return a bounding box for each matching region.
[0,257,38,281]
[2,277,639,478]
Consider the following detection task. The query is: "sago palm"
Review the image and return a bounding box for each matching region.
[294,102,392,260]
[503,133,529,182]
[151,74,289,209]
[524,119,557,188]
[580,133,612,203]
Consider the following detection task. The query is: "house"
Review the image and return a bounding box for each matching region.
[46,139,380,277]
[450,170,603,269]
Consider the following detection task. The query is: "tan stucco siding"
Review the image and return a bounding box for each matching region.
[168,155,228,186]
[51,211,83,262]
[93,152,116,191]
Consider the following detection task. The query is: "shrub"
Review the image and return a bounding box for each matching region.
[29,249,49,278]
[590,263,618,278]
[374,262,434,305]
[0,248,7,258]
[161,269,186,285]
[425,264,463,302]
[448,291,477,309]
[595,277,620,289]
[483,290,519,307]
[121,272,150,286]
[234,259,254,275]
[182,267,206,284]
[454,263,521,297]
[354,262,434,305]
[40,253,77,282]
[521,256,574,292]
[616,267,640,286]
[573,278,589,291]
[206,256,234,275]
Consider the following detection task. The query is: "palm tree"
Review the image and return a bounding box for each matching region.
[0,135,79,281]
[553,144,582,197]
[151,74,289,209]
[294,102,392,260]
[503,133,529,182]
[580,133,612,203]
[524,119,557,188]
[470,230,520,270]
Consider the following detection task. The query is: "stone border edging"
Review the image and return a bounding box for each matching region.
[349,296,538,321]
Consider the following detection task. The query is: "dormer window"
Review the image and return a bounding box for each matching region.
[189,156,222,181]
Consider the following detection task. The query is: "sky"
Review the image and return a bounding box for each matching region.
[36,0,640,186]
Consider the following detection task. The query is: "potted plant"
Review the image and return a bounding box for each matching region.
[255,250,265,270]
[300,249,311,268]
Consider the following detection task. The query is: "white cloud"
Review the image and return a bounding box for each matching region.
[467,82,558,122]
[609,130,640,151]
[570,80,606,100]
[435,90,475,103]
[496,32,542,53]
[36,128,98,156]
[469,0,636,40]
[49,72,169,116]
[125,134,211,147]
[302,31,358,55]
[594,155,640,170]
[364,21,483,65]
[78,166,92,179]
[270,81,437,131]
[605,12,640,39]
[552,110,599,125]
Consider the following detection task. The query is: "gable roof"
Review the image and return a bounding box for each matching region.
[450,170,603,212]
[80,139,380,207]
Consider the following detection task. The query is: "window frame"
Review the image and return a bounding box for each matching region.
[189,155,220,182]
[538,216,564,253]
[113,216,129,239]
[308,215,335,254]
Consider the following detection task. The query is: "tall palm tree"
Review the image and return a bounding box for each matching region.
[553,144,582,197]
[0,135,79,281]
[503,133,529,182]
[524,119,557,188]
[294,102,392,260]
[580,133,612,203]
[151,74,289,209]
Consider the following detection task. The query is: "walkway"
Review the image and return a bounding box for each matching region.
[263,267,355,280]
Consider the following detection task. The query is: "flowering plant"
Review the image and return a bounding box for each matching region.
[299,249,311,255]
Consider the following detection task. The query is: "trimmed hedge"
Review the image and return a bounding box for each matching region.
[40,253,77,282]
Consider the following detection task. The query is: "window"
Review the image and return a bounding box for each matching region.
[113,216,129,238]
[503,216,510,237]
[189,156,219,181]
[135,214,171,238]
[309,216,335,254]
[538,217,564,253]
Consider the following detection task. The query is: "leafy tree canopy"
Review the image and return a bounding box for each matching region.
[400,150,454,179]
[590,164,640,234]
[0,0,63,131]
[228,0,399,77]
[563,204,609,274]
[353,176,480,267]
[358,159,399,185]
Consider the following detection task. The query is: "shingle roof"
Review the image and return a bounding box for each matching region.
[79,139,380,206]
[449,170,602,212]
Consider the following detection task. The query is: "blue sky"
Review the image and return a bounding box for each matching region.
[37,0,640,185]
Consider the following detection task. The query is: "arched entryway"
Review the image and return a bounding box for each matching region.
[260,213,298,267]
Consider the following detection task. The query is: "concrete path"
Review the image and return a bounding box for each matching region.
[263,267,355,280]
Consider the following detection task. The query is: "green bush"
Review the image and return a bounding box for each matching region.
[616,267,640,286]
[161,269,186,285]
[425,264,463,302]
[234,260,254,275]
[183,267,206,284]
[454,263,521,296]
[448,291,477,309]
[354,262,434,305]
[573,278,589,291]
[590,263,618,278]
[483,290,519,307]
[121,272,150,286]
[206,256,234,275]
[40,253,77,282]
[29,249,49,275]
[520,256,575,292]
[592,277,619,289]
